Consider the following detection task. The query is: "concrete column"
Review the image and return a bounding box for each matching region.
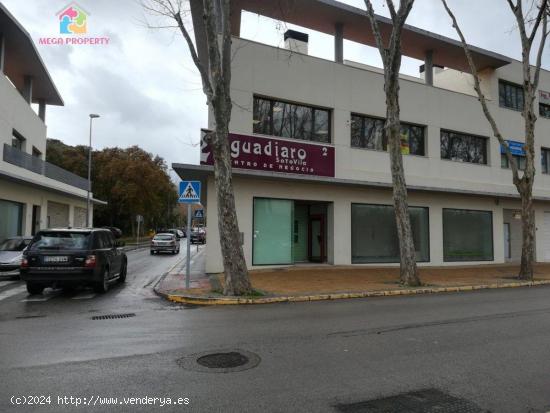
[424,50,434,86]
[0,33,5,73]
[38,99,46,122]
[334,23,344,63]
[68,204,75,228]
[22,75,33,104]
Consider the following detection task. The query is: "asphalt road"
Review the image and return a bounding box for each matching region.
[2,250,550,412]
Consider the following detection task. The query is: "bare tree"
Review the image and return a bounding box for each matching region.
[142,0,252,295]
[441,0,549,280]
[364,0,421,286]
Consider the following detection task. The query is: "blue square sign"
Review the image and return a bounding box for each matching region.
[178,181,201,204]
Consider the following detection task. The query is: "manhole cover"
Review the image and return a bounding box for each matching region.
[177,349,260,373]
[336,388,485,413]
[91,313,135,320]
[197,352,249,369]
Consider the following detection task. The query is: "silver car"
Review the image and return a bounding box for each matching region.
[0,237,32,279]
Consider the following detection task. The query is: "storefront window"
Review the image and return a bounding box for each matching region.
[440,130,488,165]
[351,204,430,263]
[0,199,23,243]
[253,96,331,143]
[253,198,293,265]
[443,209,493,262]
[350,114,425,156]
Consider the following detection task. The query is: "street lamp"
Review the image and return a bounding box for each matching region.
[86,114,100,227]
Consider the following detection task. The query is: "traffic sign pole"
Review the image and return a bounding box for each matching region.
[186,204,191,289]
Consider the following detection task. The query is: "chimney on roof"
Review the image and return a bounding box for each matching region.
[284,30,309,55]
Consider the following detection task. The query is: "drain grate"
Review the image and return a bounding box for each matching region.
[197,352,249,369]
[336,388,485,413]
[91,313,136,320]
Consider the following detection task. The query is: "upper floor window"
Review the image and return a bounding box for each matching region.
[253,96,331,143]
[540,103,550,119]
[542,148,550,174]
[499,80,524,111]
[11,130,25,151]
[350,114,425,156]
[32,147,42,158]
[440,130,488,165]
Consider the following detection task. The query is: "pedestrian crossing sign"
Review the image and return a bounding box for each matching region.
[194,209,204,219]
[178,181,201,204]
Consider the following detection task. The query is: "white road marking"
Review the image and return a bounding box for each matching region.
[0,285,27,301]
[71,292,96,300]
[0,280,18,289]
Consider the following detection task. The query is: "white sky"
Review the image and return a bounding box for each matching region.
[2,0,549,181]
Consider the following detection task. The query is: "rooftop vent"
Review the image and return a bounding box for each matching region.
[284,29,309,55]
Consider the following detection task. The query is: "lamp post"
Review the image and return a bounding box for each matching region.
[86,114,100,227]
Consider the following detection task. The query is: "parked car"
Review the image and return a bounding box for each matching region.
[150,233,180,255]
[20,228,127,295]
[0,236,32,279]
[190,229,206,245]
[157,228,184,240]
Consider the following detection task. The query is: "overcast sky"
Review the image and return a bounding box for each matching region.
[3,0,549,181]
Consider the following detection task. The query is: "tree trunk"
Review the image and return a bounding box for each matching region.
[210,105,252,295]
[385,76,420,287]
[518,187,535,280]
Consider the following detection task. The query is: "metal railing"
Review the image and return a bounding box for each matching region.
[3,144,89,191]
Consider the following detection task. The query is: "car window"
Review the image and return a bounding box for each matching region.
[0,239,27,251]
[102,232,114,248]
[29,232,91,251]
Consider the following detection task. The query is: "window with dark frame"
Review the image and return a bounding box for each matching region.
[350,114,425,156]
[499,80,524,111]
[11,130,25,151]
[501,153,526,171]
[440,130,488,165]
[540,103,550,119]
[542,148,550,174]
[253,96,331,143]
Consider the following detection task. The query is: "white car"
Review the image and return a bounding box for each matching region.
[150,233,180,255]
[0,236,32,279]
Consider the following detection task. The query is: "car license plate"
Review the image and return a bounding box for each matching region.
[44,256,69,263]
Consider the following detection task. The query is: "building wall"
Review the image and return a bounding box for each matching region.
[221,38,550,199]
[0,178,89,241]
[205,175,550,273]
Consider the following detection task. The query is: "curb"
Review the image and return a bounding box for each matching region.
[157,279,550,306]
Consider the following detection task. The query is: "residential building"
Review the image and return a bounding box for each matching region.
[174,0,550,273]
[0,4,102,242]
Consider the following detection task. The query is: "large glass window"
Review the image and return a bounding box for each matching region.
[351,204,430,263]
[542,148,550,174]
[0,199,23,243]
[253,96,331,143]
[540,103,550,119]
[350,114,425,156]
[443,209,493,262]
[499,80,524,111]
[440,130,488,165]
[253,198,293,265]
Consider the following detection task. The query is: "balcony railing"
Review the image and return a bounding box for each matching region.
[3,144,89,191]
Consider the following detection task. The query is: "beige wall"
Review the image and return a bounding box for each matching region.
[204,175,550,273]
[0,178,89,237]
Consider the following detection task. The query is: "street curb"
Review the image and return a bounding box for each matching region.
[157,279,550,306]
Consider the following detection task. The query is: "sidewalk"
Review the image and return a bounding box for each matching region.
[155,260,550,305]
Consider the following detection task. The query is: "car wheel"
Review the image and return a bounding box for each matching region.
[150,250,154,255]
[93,268,110,293]
[26,282,44,295]
[119,261,127,283]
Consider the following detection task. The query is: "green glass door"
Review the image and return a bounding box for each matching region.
[253,199,293,265]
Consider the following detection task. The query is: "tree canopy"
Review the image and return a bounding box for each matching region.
[47,139,179,235]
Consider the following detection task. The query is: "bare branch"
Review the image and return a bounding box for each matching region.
[363,0,388,65]
[533,4,548,89]
[440,0,521,185]
[385,0,397,21]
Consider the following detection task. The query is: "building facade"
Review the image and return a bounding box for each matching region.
[0,4,101,242]
[174,0,550,274]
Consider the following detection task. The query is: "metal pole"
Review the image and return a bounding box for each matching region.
[186,204,191,289]
[136,218,140,247]
[86,117,92,227]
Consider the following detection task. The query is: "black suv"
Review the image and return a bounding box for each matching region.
[20,228,127,295]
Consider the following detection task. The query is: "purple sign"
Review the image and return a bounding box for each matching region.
[200,130,335,177]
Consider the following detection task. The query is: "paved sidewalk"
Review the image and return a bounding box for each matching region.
[156,261,550,305]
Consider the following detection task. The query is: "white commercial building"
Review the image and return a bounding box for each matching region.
[174,0,550,273]
[0,4,102,242]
